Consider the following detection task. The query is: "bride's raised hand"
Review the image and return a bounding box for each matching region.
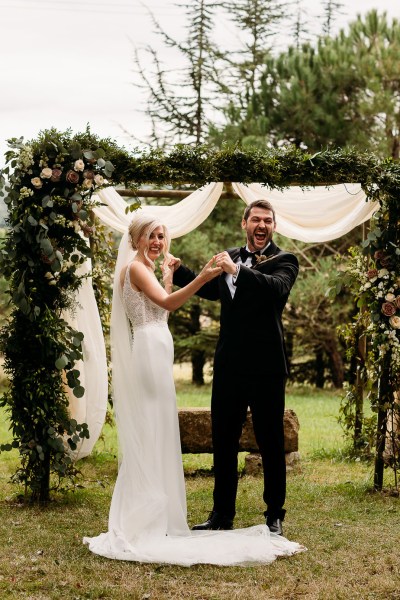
[164,253,181,272]
[198,257,223,282]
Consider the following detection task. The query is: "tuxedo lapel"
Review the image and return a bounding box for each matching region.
[263,241,278,258]
[229,248,241,262]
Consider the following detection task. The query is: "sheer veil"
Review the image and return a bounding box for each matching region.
[110,231,136,464]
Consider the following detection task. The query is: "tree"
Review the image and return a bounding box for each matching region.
[321,0,345,37]
[347,11,400,158]
[134,0,219,146]
[291,0,311,50]
[209,0,288,145]
[211,10,400,158]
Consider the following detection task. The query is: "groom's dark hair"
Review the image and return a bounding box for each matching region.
[243,199,276,222]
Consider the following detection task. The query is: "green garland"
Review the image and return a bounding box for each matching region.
[0,129,120,501]
[0,128,399,500]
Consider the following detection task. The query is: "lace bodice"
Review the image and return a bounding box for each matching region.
[122,263,168,331]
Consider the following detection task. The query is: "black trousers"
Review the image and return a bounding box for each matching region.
[211,375,286,520]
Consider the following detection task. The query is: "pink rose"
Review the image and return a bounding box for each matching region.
[51,168,62,182]
[66,170,80,184]
[94,174,104,186]
[380,255,392,268]
[381,302,396,317]
[31,177,43,189]
[367,269,378,280]
[83,170,94,180]
[374,250,385,260]
[389,315,400,329]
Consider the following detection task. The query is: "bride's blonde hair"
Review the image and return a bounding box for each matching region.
[128,213,171,268]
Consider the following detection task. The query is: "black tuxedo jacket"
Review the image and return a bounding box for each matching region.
[173,241,299,384]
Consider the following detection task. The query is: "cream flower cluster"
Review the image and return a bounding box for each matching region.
[17,145,34,172]
[29,156,106,195]
[348,247,400,373]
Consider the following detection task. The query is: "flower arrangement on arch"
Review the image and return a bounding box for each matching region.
[0,131,116,315]
[341,245,400,377]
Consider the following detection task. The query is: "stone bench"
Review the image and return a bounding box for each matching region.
[178,407,300,473]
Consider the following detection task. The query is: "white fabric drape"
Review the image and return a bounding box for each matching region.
[233,182,377,242]
[93,183,224,238]
[70,181,378,459]
[65,257,108,460]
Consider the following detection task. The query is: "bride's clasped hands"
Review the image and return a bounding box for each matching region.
[162,253,221,290]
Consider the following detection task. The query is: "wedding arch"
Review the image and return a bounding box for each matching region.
[0,129,399,501]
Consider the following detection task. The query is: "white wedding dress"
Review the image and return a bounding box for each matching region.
[83,261,304,566]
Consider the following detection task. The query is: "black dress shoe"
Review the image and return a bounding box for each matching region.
[266,516,283,536]
[192,511,233,530]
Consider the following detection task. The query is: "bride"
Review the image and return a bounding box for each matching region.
[83,212,304,566]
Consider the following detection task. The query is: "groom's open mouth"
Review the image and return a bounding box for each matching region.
[254,230,267,243]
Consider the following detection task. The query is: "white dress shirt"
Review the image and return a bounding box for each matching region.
[226,243,271,297]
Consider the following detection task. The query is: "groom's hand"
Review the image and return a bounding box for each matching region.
[214,251,236,275]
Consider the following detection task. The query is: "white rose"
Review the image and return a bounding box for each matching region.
[378,269,389,278]
[389,316,400,329]
[40,167,52,179]
[83,178,93,189]
[74,159,85,172]
[44,272,53,280]
[385,293,396,302]
[94,174,104,186]
[31,177,43,189]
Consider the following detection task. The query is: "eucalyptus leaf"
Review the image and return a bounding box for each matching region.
[42,195,53,208]
[73,386,85,398]
[40,237,53,255]
[93,148,105,159]
[27,215,38,226]
[51,258,61,272]
[55,355,68,370]
[70,142,82,160]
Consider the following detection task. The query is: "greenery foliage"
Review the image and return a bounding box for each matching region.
[335,192,400,484]
[0,129,121,501]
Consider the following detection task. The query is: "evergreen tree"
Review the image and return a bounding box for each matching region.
[134,0,219,146]
[321,0,345,37]
[291,0,310,50]
[211,10,400,158]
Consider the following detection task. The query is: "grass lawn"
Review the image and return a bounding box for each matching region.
[0,375,399,599]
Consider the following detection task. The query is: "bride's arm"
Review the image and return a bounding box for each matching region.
[129,260,221,312]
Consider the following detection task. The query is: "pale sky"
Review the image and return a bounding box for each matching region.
[0,0,400,164]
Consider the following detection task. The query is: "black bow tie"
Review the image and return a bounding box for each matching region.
[239,247,260,265]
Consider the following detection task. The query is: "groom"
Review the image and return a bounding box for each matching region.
[173,199,299,535]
